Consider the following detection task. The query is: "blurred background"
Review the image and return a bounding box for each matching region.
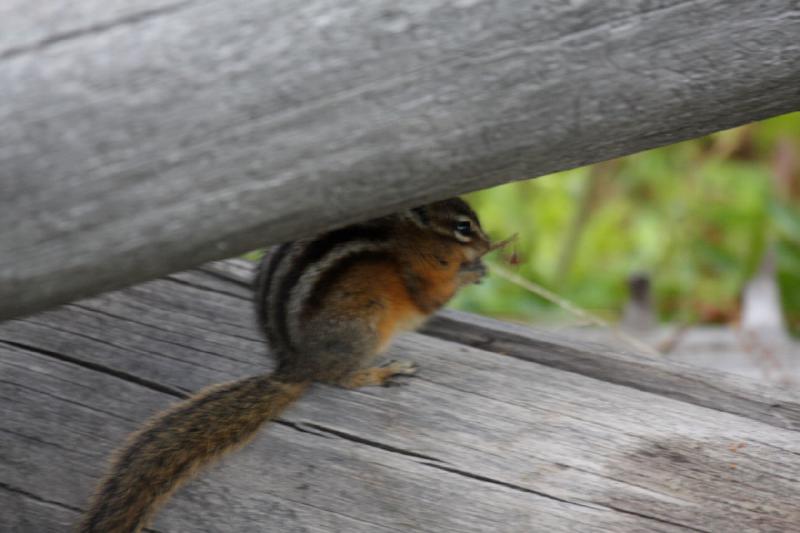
[452,112,800,383]
[244,112,800,382]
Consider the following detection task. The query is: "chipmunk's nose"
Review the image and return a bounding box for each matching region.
[470,239,492,259]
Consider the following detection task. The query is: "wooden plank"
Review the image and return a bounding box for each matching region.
[423,311,800,432]
[2,0,799,319]
[2,266,799,531]
[1,345,682,533]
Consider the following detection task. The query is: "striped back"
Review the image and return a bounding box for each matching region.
[254,197,485,357]
[255,219,395,355]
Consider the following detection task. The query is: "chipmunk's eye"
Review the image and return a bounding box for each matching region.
[455,220,473,237]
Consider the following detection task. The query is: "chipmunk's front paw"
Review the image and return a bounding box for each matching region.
[382,359,418,375]
[459,259,487,285]
[380,359,418,387]
[334,360,418,389]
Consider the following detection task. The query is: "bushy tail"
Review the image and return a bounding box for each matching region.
[79,374,310,533]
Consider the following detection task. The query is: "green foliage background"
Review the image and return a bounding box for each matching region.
[452,113,800,336]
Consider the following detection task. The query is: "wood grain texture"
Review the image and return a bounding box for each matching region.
[423,310,800,431]
[2,0,799,318]
[1,261,799,532]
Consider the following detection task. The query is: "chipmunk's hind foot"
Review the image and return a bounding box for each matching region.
[333,359,418,389]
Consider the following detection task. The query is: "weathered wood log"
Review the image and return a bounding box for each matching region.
[2,0,799,319]
[2,260,799,531]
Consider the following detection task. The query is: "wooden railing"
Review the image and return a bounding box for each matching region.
[2,0,799,318]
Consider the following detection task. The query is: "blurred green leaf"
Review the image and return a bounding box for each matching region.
[453,112,799,337]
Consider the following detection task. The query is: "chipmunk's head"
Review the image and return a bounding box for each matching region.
[406,197,491,263]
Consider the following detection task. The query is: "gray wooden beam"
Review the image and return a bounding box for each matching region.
[2,0,799,319]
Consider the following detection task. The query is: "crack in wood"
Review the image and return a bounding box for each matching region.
[80,289,264,343]
[166,273,252,302]
[126,283,262,337]
[0,1,196,61]
[71,302,265,365]
[198,263,254,288]
[419,461,601,509]
[0,339,187,399]
[274,419,335,439]
[300,422,446,464]
[420,463,709,532]
[0,481,83,514]
[0,481,165,533]
[0,427,95,458]
[23,316,234,376]
[0,378,142,426]
[601,504,710,533]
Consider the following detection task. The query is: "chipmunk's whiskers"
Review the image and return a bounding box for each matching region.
[485,233,518,255]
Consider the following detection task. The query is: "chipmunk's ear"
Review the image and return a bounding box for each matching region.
[405,206,431,228]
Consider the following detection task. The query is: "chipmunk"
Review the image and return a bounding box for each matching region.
[79,197,493,533]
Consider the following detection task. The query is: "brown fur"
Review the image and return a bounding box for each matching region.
[79,378,309,532]
[79,197,491,532]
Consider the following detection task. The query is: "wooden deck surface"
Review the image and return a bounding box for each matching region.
[2,260,799,532]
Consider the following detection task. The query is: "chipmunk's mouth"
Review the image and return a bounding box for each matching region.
[460,257,488,284]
